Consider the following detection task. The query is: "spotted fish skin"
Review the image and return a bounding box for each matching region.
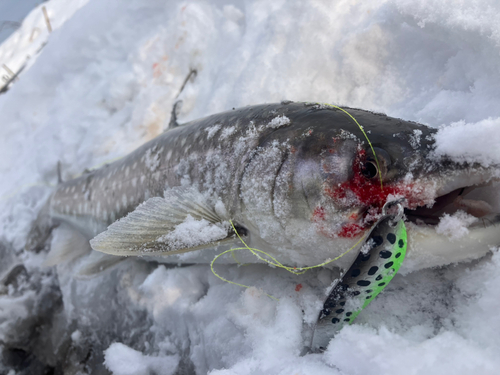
[310,215,407,351]
[26,101,499,270]
[29,102,432,253]
[32,103,311,241]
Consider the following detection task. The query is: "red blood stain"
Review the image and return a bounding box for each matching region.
[316,148,425,239]
[325,149,419,209]
[295,284,303,292]
[313,206,364,238]
[312,206,325,222]
[338,223,364,238]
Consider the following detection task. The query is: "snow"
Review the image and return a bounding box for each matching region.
[205,124,222,139]
[104,342,179,375]
[435,211,478,241]
[0,0,89,92]
[1,0,500,374]
[267,114,290,128]
[157,215,228,251]
[433,118,500,167]
[0,0,42,44]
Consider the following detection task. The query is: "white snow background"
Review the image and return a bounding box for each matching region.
[1,0,500,374]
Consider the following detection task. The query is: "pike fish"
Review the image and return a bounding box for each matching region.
[27,102,500,274]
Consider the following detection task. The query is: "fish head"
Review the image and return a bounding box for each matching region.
[283,105,499,268]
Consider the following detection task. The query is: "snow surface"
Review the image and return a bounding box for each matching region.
[0,0,42,44]
[435,210,478,241]
[434,117,500,167]
[1,0,500,374]
[0,0,89,92]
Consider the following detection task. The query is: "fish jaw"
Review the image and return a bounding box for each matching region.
[285,109,500,269]
[315,166,500,270]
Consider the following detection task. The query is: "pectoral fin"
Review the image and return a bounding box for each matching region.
[90,188,244,257]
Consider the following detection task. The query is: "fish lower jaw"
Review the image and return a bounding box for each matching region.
[402,220,499,271]
[399,180,499,270]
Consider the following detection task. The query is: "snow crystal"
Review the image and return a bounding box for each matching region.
[267,115,291,129]
[205,124,221,139]
[71,329,82,342]
[435,211,478,240]
[219,125,236,140]
[157,215,228,250]
[104,343,179,375]
[409,129,423,149]
[214,198,229,219]
[433,117,500,167]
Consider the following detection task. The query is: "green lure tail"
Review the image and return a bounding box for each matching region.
[310,202,407,352]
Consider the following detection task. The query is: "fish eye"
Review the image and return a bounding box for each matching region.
[361,161,378,179]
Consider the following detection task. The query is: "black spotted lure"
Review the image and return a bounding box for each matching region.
[310,201,407,351]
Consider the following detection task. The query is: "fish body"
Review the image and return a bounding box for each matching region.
[28,102,500,271]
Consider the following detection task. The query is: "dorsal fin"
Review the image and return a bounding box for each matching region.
[57,161,63,184]
[167,100,183,129]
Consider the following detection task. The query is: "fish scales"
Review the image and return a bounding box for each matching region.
[48,104,301,238]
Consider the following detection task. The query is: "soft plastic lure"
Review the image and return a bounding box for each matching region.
[310,201,407,351]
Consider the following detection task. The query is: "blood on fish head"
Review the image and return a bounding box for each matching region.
[296,128,435,239]
[239,104,498,266]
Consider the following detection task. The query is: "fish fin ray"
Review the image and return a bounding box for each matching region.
[90,187,240,257]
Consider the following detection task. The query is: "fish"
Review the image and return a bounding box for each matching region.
[26,101,500,274]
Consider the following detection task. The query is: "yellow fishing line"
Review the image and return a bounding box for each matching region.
[211,105,379,297]
[322,104,384,190]
[210,220,367,300]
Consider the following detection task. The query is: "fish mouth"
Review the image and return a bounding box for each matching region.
[404,182,500,228]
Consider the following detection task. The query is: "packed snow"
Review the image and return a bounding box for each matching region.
[1,0,500,374]
[434,117,500,167]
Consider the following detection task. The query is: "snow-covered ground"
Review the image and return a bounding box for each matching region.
[0,0,89,93]
[1,0,500,374]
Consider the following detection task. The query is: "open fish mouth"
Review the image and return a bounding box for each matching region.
[404,182,500,228]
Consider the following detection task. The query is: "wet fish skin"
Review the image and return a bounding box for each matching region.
[26,102,498,269]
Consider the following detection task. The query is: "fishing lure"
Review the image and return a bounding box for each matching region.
[310,200,407,351]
